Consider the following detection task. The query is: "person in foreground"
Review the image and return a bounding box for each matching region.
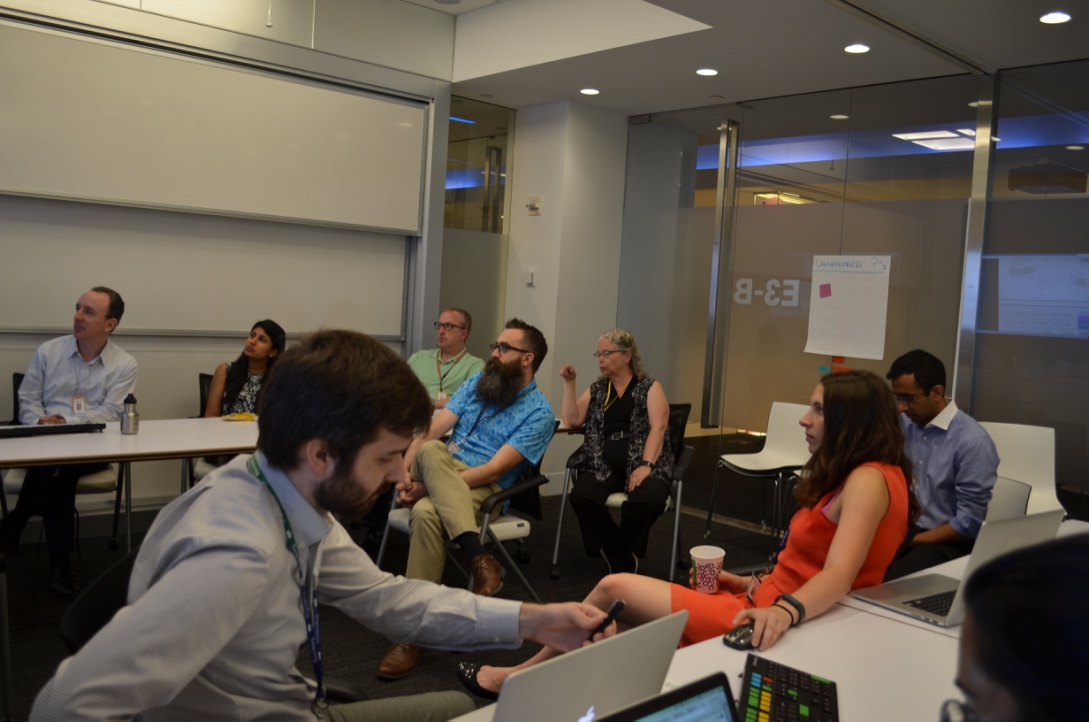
[457,370,915,699]
[377,318,555,680]
[561,328,674,574]
[203,319,287,417]
[31,330,612,722]
[944,534,1089,722]
[0,286,137,597]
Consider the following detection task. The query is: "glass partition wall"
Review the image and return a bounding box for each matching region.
[972,60,1089,513]
[619,75,998,527]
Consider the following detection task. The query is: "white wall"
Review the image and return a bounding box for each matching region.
[504,101,629,489]
[0,0,447,522]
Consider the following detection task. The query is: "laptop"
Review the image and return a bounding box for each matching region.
[0,422,106,439]
[451,610,689,722]
[597,672,738,722]
[851,509,1065,627]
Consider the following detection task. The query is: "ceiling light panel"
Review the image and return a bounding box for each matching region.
[892,130,959,140]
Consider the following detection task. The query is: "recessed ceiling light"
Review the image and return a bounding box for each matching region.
[580,88,600,96]
[1040,11,1072,24]
[709,95,724,101]
[844,43,870,54]
[893,130,958,140]
[957,128,977,137]
[830,114,849,120]
[913,138,976,151]
[1068,145,1085,150]
[968,101,979,107]
[696,68,718,77]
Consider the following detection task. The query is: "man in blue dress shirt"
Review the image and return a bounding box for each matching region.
[378,318,555,680]
[883,349,999,580]
[1,287,137,597]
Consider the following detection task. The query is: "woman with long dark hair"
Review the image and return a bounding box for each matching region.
[457,370,917,698]
[204,320,286,417]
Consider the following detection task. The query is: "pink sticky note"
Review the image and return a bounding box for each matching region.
[819,283,832,298]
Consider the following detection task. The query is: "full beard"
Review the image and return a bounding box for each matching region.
[313,470,377,517]
[476,356,524,408]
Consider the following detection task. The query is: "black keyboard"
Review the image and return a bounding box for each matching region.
[905,589,956,616]
[740,653,839,722]
[0,423,106,439]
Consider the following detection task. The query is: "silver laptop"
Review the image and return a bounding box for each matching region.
[451,610,688,722]
[851,509,1065,627]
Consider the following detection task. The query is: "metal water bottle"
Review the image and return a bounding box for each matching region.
[121,393,139,435]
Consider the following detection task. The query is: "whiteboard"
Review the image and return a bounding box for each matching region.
[0,195,406,337]
[0,21,427,233]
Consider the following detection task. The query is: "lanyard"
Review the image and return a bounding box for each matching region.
[247,455,327,718]
[435,349,467,393]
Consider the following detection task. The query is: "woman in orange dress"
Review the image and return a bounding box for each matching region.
[457,369,916,698]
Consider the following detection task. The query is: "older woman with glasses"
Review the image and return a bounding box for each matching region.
[559,329,674,575]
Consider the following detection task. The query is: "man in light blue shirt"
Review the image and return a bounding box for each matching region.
[380,318,555,680]
[884,349,999,580]
[1,287,137,597]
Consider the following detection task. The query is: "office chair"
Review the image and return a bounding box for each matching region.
[375,422,560,603]
[712,401,810,540]
[0,372,124,562]
[550,403,693,581]
[978,421,1063,516]
[60,547,369,704]
[185,372,218,487]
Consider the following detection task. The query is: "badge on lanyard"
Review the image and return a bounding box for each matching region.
[435,391,448,403]
[72,396,87,414]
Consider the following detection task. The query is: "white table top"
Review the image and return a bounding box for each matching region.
[0,417,258,468]
[663,603,960,722]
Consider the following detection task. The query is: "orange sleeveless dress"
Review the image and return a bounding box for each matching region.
[671,461,908,646]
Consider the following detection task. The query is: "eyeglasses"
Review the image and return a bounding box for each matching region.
[593,350,625,359]
[939,698,979,722]
[893,391,926,405]
[489,342,530,355]
[434,322,466,332]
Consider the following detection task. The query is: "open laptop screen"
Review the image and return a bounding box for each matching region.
[598,672,737,722]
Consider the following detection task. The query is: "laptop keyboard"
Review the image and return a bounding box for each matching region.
[905,589,956,616]
[740,654,839,722]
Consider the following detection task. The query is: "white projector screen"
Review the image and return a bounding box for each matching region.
[0,20,427,233]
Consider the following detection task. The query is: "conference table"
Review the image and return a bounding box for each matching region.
[662,517,1089,720]
[0,418,259,552]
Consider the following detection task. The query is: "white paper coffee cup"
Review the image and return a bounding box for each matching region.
[690,545,725,594]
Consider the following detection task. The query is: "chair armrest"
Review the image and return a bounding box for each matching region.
[479,472,548,517]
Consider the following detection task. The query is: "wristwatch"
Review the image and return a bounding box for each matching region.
[637,459,653,468]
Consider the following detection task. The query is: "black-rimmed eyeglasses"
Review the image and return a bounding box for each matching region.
[489,342,530,355]
[593,350,625,359]
[435,322,466,331]
[893,391,926,405]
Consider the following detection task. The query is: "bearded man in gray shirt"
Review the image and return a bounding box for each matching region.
[32,329,609,722]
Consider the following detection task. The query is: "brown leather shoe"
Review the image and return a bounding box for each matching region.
[376,642,424,680]
[470,553,504,596]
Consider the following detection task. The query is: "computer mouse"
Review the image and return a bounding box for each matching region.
[722,623,755,650]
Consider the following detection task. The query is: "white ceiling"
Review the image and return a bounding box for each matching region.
[421,0,1089,116]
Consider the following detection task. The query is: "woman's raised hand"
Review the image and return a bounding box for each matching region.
[560,365,577,382]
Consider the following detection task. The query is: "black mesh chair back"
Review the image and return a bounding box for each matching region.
[198,372,214,416]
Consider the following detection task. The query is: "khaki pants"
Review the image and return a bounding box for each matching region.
[405,440,502,583]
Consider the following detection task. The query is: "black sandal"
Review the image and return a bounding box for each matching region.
[456,661,500,700]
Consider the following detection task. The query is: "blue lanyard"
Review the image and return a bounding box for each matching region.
[247,455,327,718]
